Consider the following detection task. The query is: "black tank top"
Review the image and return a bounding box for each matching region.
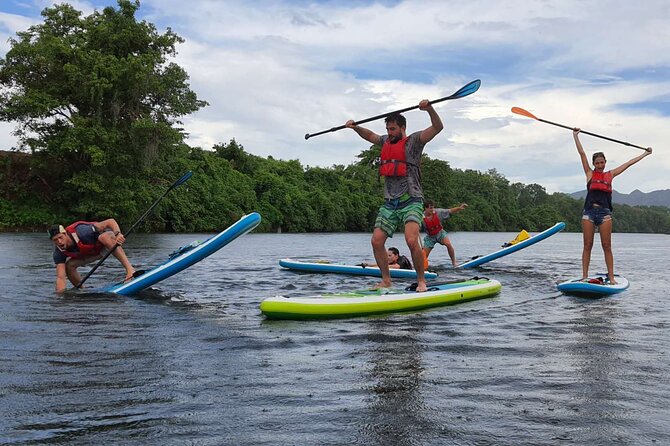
[584,179,613,211]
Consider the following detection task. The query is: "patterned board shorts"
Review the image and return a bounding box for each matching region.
[423,229,449,249]
[375,200,424,237]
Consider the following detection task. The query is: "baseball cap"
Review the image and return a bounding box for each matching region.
[48,224,66,239]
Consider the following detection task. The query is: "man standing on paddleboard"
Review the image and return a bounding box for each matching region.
[574,128,652,284]
[49,219,135,293]
[346,100,443,292]
[422,200,468,267]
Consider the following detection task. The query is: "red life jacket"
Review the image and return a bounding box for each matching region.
[423,212,443,236]
[61,221,104,259]
[379,137,410,177]
[589,170,613,193]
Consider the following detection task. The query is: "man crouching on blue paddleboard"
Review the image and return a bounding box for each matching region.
[346,100,444,292]
[49,220,135,293]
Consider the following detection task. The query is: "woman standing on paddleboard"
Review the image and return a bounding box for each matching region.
[573,128,652,284]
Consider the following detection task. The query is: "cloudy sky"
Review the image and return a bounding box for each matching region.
[1,0,669,194]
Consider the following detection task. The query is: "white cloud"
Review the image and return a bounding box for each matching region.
[1,0,669,194]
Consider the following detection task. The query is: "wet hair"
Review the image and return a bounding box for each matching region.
[592,152,606,163]
[385,113,406,128]
[388,247,400,256]
[424,200,434,208]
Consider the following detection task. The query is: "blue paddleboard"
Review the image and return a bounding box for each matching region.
[103,212,261,296]
[279,258,439,280]
[457,222,566,269]
[557,274,629,297]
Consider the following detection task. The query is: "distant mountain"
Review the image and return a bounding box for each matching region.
[570,189,670,207]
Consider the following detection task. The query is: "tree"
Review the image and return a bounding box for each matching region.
[0,0,207,220]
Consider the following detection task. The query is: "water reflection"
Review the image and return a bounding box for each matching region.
[361,318,430,446]
[568,300,628,443]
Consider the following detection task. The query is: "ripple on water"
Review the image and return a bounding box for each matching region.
[1,231,669,444]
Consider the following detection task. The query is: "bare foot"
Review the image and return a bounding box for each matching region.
[415,281,427,292]
[124,269,137,283]
[370,280,392,290]
[608,278,618,285]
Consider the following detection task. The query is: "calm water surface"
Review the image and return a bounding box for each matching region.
[1,229,669,445]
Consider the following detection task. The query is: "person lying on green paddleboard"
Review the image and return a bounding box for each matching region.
[422,200,468,268]
[361,247,413,270]
[345,99,444,292]
[574,128,652,285]
[49,219,135,293]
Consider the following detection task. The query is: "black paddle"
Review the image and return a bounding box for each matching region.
[75,171,193,289]
[405,276,488,291]
[304,79,482,140]
[511,107,650,151]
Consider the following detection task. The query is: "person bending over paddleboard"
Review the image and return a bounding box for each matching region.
[346,100,443,292]
[422,200,468,267]
[574,128,652,284]
[49,219,135,293]
[362,247,413,270]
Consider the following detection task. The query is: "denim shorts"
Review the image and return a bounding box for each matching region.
[582,207,612,226]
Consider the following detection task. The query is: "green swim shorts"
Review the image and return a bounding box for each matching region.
[375,199,424,237]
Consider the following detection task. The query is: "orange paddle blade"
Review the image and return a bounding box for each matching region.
[511,107,539,120]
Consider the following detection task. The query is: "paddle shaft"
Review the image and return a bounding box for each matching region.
[509,107,648,152]
[539,117,648,150]
[305,96,449,140]
[76,171,193,288]
[305,79,480,140]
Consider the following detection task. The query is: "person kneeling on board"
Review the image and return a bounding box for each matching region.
[362,247,413,270]
[49,219,135,293]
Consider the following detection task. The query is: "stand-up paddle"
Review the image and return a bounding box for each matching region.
[75,171,193,289]
[511,107,649,151]
[305,79,481,140]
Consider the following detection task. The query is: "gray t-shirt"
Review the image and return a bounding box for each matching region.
[433,208,451,222]
[379,132,426,199]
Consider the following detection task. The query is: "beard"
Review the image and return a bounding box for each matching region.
[389,135,402,144]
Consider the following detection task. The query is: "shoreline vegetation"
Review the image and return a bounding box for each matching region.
[2,147,669,234]
[1,2,668,235]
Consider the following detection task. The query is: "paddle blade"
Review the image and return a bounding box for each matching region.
[172,171,193,189]
[450,79,481,99]
[511,107,539,120]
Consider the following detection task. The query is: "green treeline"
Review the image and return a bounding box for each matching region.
[2,142,670,234]
[1,1,669,234]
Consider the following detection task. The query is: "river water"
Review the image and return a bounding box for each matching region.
[1,229,668,445]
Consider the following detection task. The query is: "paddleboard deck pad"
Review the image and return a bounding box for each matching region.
[260,277,501,320]
[458,222,566,269]
[279,258,438,279]
[102,212,261,296]
[557,274,629,297]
